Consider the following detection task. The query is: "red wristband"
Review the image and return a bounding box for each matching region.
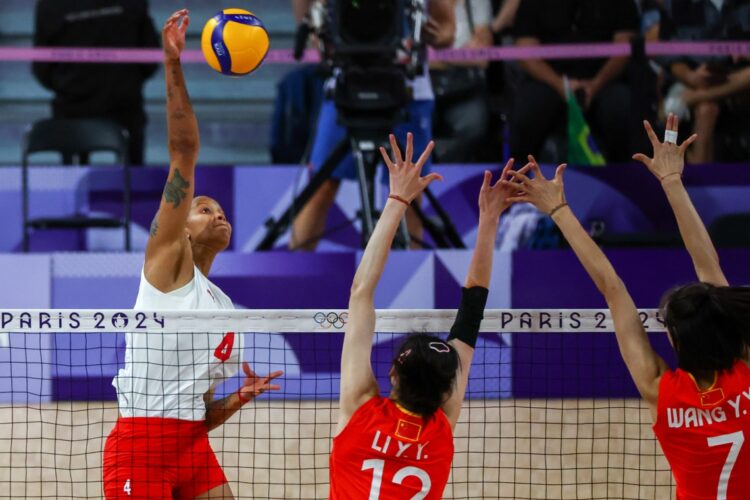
[388,194,411,207]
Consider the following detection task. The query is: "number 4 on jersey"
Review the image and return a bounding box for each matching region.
[214,332,235,362]
[123,479,131,496]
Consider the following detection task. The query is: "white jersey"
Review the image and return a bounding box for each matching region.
[113,266,243,421]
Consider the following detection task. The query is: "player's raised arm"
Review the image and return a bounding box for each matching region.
[145,9,199,290]
[337,134,440,432]
[633,114,728,287]
[507,158,669,415]
[441,159,520,429]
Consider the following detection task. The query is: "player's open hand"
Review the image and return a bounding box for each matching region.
[633,113,697,184]
[478,159,529,221]
[505,155,567,215]
[380,133,442,205]
[162,9,190,61]
[238,362,283,403]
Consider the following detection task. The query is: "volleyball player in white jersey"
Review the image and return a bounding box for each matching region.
[103,10,283,499]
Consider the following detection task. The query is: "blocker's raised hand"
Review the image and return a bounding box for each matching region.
[633,113,697,183]
[478,159,531,220]
[380,132,443,204]
[505,155,567,215]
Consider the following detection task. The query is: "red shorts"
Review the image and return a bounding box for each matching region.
[102,417,227,499]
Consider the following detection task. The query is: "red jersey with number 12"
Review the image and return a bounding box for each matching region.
[653,359,750,499]
[330,396,454,500]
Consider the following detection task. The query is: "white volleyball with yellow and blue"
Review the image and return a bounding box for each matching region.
[201,8,269,76]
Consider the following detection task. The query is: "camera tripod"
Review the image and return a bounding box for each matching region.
[256,117,464,251]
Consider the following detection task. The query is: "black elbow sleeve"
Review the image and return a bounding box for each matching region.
[447,286,489,348]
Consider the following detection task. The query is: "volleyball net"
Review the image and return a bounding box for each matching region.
[0,309,674,499]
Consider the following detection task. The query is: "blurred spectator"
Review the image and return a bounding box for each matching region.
[509,0,640,163]
[431,0,493,162]
[289,0,456,250]
[491,0,520,35]
[661,0,750,163]
[32,0,159,165]
[638,0,664,41]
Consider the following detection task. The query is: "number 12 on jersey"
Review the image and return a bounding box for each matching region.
[362,459,431,500]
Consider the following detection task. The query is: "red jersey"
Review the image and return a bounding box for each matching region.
[653,360,750,500]
[330,396,454,500]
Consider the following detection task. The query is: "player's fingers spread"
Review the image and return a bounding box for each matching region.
[554,163,567,180]
[506,178,530,193]
[268,370,284,380]
[680,134,698,152]
[482,170,492,189]
[500,158,514,178]
[491,171,506,189]
[380,147,396,170]
[499,180,526,196]
[508,170,532,186]
[415,140,435,171]
[529,161,545,180]
[632,153,650,165]
[516,163,533,177]
[525,154,544,179]
[422,172,444,185]
[643,120,659,146]
[405,132,414,165]
[389,134,402,164]
[267,384,282,391]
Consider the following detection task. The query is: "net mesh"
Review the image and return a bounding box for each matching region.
[0,309,675,499]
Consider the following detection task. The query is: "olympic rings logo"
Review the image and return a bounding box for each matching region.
[313,312,348,329]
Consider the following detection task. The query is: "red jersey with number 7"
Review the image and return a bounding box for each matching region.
[653,359,750,499]
[330,396,454,500]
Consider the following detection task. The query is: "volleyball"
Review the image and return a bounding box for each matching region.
[201,9,269,76]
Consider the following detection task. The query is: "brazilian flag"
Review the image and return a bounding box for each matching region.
[565,77,606,166]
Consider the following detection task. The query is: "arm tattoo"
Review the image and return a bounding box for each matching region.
[163,169,190,208]
[204,394,237,431]
[149,216,159,238]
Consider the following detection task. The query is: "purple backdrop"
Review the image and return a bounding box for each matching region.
[511,249,750,398]
[3,163,750,252]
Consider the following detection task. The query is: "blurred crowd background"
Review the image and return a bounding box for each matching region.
[1,0,749,167]
[0,0,749,255]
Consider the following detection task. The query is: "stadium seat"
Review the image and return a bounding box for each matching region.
[21,118,131,252]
